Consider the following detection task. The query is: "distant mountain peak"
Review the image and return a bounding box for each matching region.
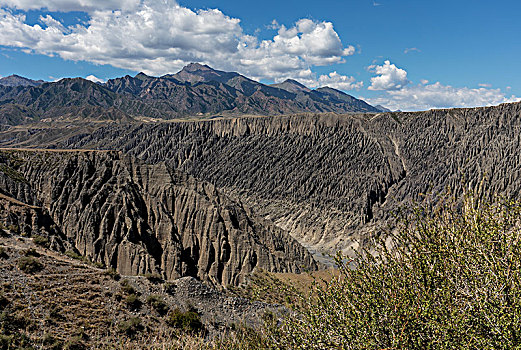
[0,74,45,87]
[172,63,239,85]
[134,72,151,80]
[374,104,391,112]
[271,79,311,93]
[182,62,213,72]
[283,79,306,86]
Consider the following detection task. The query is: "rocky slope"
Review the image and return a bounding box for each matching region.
[3,102,520,258]
[0,149,316,286]
[0,231,285,348]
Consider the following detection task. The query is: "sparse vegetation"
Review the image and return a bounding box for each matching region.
[143,273,163,284]
[167,308,204,334]
[0,164,26,183]
[32,235,49,248]
[23,248,41,257]
[0,309,33,349]
[104,267,120,280]
[0,247,8,259]
[118,317,143,337]
[46,305,64,323]
[146,295,169,316]
[92,261,105,269]
[65,250,83,260]
[124,294,142,310]
[18,256,43,273]
[233,193,521,349]
[63,336,86,350]
[120,279,137,295]
[42,333,63,350]
[164,282,176,295]
[6,224,19,234]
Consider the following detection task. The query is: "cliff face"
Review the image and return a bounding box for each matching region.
[16,102,516,256]
[2,102,521,257]
[0,150,316,286]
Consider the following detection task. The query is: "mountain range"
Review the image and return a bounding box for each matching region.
[0,63,380,125]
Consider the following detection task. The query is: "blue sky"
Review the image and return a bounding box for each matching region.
[0,0,519,111]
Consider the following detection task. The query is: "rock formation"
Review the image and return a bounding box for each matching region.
[0,150,317,286]
[2,102,521,259]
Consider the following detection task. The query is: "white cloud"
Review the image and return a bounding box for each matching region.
[366,82,520,111]
[85,74,104,83]
[0,1,355,84]
[317,71,363,90]
[0,0,140,13]
[404,47,420,54]
[368,60,409,90]
[478,83,492,88]
[366,62,519,111]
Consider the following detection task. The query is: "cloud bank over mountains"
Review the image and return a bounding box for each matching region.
[0,0,357,89]
[0,0,518,111]
[366,60,519,111]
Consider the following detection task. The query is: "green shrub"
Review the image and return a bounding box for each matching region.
[146,295,169,316]
[143,272,163,284]
[118,317,143,336]
[0,247,8,259]
[0,293,9,309]
[167,308,203,334]
[42,333,63,350]
[63,336,85,350]
[119,279,136,295]
[91,261,105,269]
[32,235,49,248]
[0,310,32,334]
[164,282,176,295]
[65,250,83,260]
[6,224,19,234]
[104,268,120,280]
[23,248,40,257]
[262,193,521,350]
[46,305,64,322]
[124,294,141,310]
[18,257,43,273]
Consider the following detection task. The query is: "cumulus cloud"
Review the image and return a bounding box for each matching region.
[317,71,363,90]
[0,1,355,83]
[366,82,520,112]
[368,60,409,90]
[0,0,140,13]
[85,74,104,83]
[364,59,519,111]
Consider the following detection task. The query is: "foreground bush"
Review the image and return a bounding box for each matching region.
[18,256,43,273]
[263,193,521,349]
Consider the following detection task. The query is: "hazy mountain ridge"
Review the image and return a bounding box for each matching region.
[0,74,45,87]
